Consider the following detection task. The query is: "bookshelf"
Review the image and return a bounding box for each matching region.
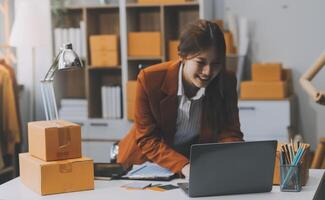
[51,0,215,162]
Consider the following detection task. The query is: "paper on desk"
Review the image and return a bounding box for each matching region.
[122,162,174,179]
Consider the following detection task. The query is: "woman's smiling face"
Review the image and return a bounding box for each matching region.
[183,47,223,89]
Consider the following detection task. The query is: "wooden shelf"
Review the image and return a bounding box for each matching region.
[128,56,163,61]
[126,1,198,8]
[88,66,121,70]
[62,4,119,10]
[51,1,210,120]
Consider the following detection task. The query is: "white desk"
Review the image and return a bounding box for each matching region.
[0,169,324,200]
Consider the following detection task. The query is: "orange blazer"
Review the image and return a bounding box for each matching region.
[117,60,243,173]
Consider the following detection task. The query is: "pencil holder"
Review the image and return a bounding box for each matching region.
[280,163,302,192]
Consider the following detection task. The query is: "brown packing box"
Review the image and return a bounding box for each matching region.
[128,32,161,57]
[127,81,137,121]
[19,153,94,195]
[127,101,135,121]
[89,34,118,52]
[240,81,288,100]
[273,144,310,185]
[224,31,236,55]
[252,63,283,81]
[28,120,81,161]
[91,50,119,67]
[168,40,180,61]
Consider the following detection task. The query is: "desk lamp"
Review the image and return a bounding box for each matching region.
[41,43,83,120]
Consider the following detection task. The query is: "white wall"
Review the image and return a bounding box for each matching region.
[15,0,52,151]
[219,0,325,149]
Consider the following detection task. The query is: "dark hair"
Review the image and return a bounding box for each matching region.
[178,19,226,64]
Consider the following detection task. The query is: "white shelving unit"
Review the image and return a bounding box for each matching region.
[51,0,214,162]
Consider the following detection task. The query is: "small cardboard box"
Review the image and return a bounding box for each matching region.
[91,50,119,67]
[127,101,135,121]
[273,144,310,185]
[127,81,137,121]
[127,81,137,102]
[28,120,81,161]
[240,81,288,100]
[19,153,94,195]
[252,63,283,81]
[224,31,236,55]
[89,34,118,52]
[168,40,179,61]
[128,32,161,57]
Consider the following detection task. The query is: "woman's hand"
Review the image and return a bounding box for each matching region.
[181,164,190,179]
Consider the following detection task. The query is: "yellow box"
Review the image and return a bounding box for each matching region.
[252,63,283,81]
[224,31,236,55]
[273,144,310,185]
[169,40,180,61]
[138,0,186,3]
[128,32,161,57]
[127,81,137,121]
[127,101,135,121]
[127,81,137,102]
[91,50,119,67]
[240,81,288,99]
[89,34,118,52]
[19,153,94,195]
[28,120,81,161]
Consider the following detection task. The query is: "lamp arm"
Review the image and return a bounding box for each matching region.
[42,49,62,82]
[300,51,325,105]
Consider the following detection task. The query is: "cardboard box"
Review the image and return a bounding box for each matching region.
[128,32,161,57]
[127,101,135,121]
[252,63,283,81]
[240,81,288,100]
[19,153,94,195]
[91,50,119,67]
[224,31,236,55]
[169,40,180,61]
[273,144,310,185]
[138,0,186,3]
[127,81,137,102]
[28,120,81,161]
[89,35,118,52]
[127,81,137,121]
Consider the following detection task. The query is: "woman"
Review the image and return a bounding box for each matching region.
[117,19,244,177]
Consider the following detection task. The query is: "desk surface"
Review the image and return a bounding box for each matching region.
[0,169,324,200]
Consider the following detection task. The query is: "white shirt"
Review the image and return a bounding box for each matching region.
[173,63,205,145]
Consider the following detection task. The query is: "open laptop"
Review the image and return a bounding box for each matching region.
[178,140,277,197]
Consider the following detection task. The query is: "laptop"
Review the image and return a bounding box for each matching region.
[178,140,277,197]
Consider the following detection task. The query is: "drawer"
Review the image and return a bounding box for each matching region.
[238,100,290,142]
[85,119,132,140]
[82,141,114,163]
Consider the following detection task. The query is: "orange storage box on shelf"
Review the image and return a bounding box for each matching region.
[89,34,119,67]
[128,32,161,57]
[252,63,283,81]
[127,81,137,120]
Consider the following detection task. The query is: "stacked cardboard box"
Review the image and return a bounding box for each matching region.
[90,34,119,67]
[240,63,289,99]
[128,32,161,57]
[127,81,137,120]
[19,120,94,195]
